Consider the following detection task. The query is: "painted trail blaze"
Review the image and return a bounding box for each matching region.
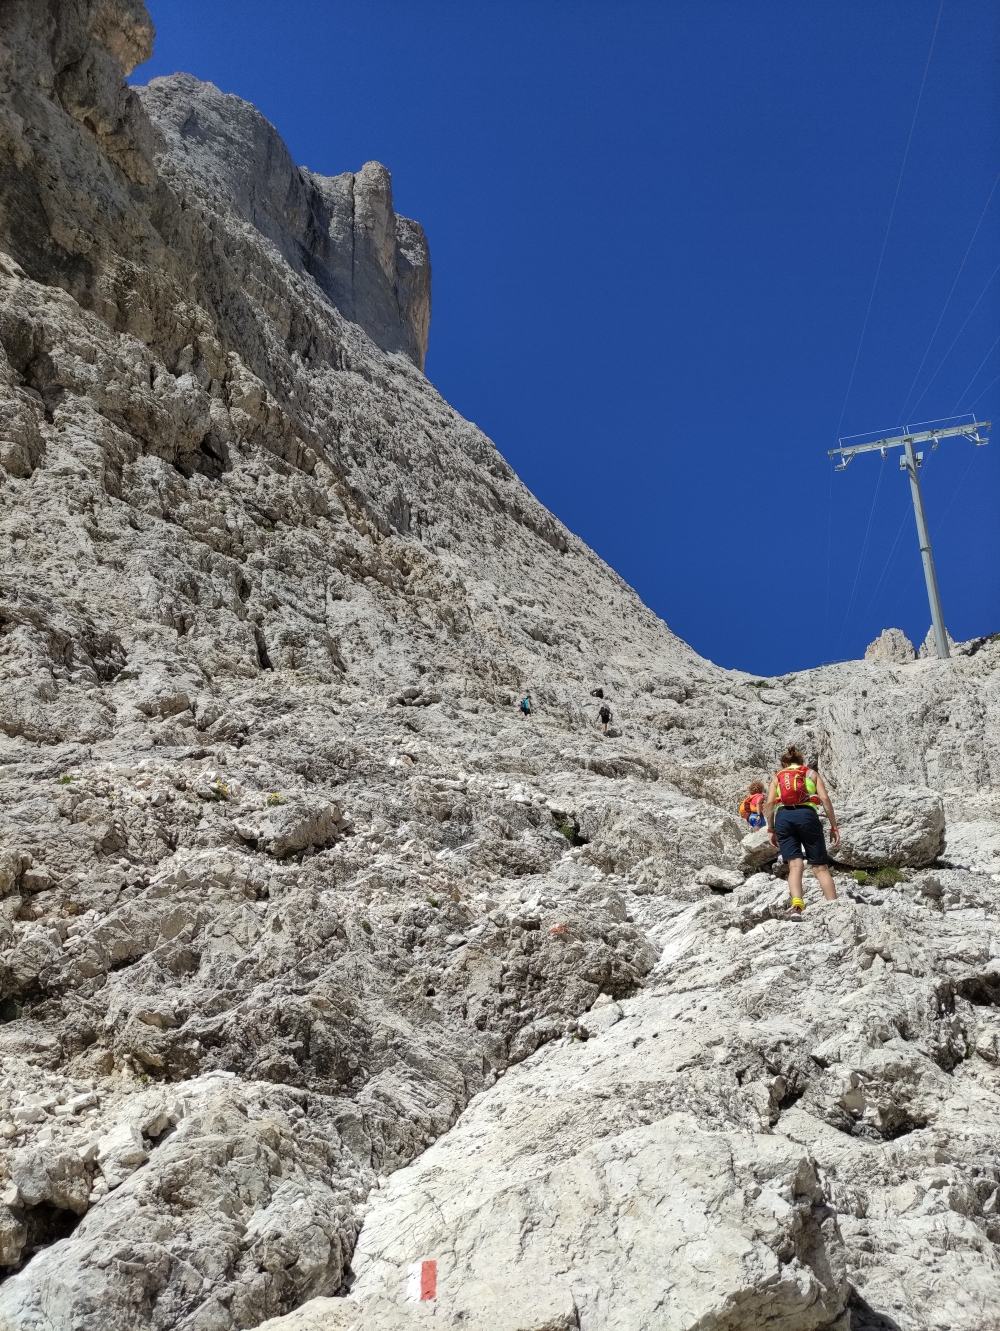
[406,1260,437,1301]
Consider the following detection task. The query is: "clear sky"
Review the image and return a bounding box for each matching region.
[134,1,999,676]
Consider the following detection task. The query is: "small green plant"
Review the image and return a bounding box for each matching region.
[361,920,372,935]
[873,866,904,887]
[267,792,286,807]
[426,897,439,908]
[57,774,74,785]
[208,780,229,802]
[747,679,772,689]
[853,867,904,888]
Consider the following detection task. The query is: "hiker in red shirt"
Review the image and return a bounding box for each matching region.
[764,744,840,920]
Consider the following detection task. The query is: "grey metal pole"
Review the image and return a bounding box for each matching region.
[903,438,950,660]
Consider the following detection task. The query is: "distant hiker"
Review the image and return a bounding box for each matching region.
[598,702,613,735]
[738,781,767,830]
[519,694,532,717]
[764,744,840,920]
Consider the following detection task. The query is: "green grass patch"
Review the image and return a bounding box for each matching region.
[873,866,904,887]
[852,866,904,888]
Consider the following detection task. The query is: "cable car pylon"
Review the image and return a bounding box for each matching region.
[829,420,990,659]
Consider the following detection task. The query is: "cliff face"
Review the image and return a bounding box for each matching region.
[136,75,431,371]
[0,2,428,371]
[0,5,999,1331]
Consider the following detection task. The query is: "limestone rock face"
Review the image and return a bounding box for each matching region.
[835,786,945,869]
[0,2,999,1329]
[137,76,431,370]
[865,627,916,663]
[346,1107,848,1330]
[266,879,1000,1331]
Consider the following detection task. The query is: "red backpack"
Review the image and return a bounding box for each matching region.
[776,765,810,806]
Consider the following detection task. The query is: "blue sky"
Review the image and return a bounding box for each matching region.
[135,1,999,675]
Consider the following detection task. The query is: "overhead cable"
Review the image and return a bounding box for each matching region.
[832,0,945,444]
[906,260,1000,420]
[898,170,1000,421]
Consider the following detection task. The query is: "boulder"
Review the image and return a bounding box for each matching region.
[234,799,343,857]
[317,995,848,1331]
[835,785,945,868]
[95,1122,148,1188]
[740,828,780,871]
[864,628,915,664]
[694,864,744,891]
[9,1146,90,1214]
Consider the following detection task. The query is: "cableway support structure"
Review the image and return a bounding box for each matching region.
[829,420,990,660]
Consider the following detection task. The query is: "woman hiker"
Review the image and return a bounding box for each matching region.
[764,744,840,920]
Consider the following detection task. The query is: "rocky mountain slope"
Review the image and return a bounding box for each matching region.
[0,4,997,1330]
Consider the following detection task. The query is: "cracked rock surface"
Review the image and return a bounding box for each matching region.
[0,3,998,1329]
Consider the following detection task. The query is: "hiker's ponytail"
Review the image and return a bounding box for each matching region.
[780,744,805,767]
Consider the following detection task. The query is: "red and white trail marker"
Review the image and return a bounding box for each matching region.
[406,1260,437,1301]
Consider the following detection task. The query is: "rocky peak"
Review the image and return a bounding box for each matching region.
[864,627,916,664]
[137,75,431,369]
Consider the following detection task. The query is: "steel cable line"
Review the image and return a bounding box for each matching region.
[857,491,916,632]
[836,451,887,651]
[904,259,1000,421]
[966,372,1000,413]
[828,1,944,657]
[897,170,1000,422]
[832,0,945,445]
[950,330,1000,409]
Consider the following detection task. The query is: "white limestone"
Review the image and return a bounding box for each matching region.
[0,4,997,1330]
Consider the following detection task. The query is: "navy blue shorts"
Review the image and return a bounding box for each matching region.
[775,806,829,866]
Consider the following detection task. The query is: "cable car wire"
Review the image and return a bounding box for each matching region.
[898,170,1000,422]
[832,0,944,444]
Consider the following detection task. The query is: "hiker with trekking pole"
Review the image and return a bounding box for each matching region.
[764,744,840,920]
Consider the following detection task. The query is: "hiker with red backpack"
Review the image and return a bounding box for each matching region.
[764,744,840,920]
[738,781,767,830]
